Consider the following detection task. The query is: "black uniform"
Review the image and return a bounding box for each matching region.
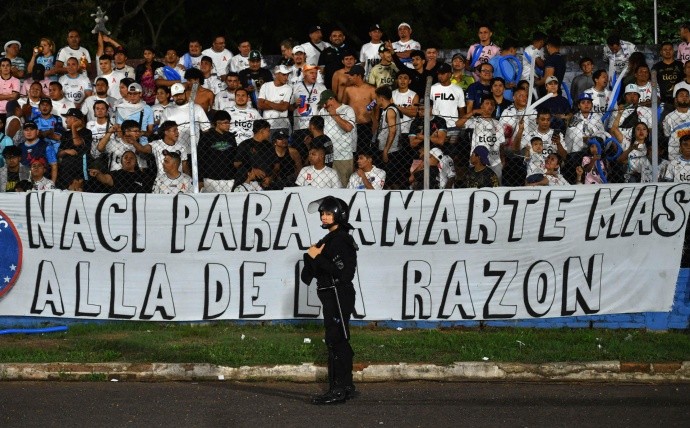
[301,220,358,403]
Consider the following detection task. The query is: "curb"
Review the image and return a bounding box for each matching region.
[1,361,689,382]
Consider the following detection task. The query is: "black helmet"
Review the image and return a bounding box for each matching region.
[317,196,348,229]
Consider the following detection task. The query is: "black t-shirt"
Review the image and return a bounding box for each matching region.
[652,60,684,103]
[110,169,153,193]
[5,170,19,192]
[197,129,237,180]
[235,138,278,174]
[544,53,566,92]
[462,166,499,188]
[57,127,93,188]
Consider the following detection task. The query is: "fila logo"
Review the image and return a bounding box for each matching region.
[433,93,455,101]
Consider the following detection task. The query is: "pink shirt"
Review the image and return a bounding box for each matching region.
[466,43,500,79]
[0,76,20,114]
[678,42,690,64]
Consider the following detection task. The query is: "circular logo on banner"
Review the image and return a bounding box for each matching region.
[0,210,23,299]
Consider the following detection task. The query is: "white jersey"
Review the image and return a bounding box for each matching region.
[86,120,110,158]
[603,40,636,75]
[225,105,261,143]
[153,172,193,194]
[564,112,607,153]
[497,105,526,148]
[101,135,146,171]
[148,139,189,178]
[521,45,545,80]
[520,127,561,155]
[98,70,126,100]
[663,109,690,161]
[347,166,386,190]
[81,95,117,123]
[526,152,546,176]
[160,102,211,153]
[151,102,167,125]
[318,104,357,161]
[292,81,326,130]
[59,74,92,105]
[56,46,91,76]
[466,116,504,167]
[392,39,421,68]
[32,176,56,191]
[214,90,236,111]
[201,48,233,75]
[114,65,135,80]
[547,172,570,186]
[51,97,76,127]
[295,165,343,188]
[228,55,266,73]
[203,74,225,95]
[299,41,331,66]
[392,89,418,134]
[258,82,293,130]
[178,53,202,70]
[430,83,466,128]
[664,157,690,182]
[634,81,653,104]
[360,42,383,78]
[582,87,611,118]
[154,64,185,82]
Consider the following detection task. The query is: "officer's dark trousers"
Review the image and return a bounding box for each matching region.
[317,285,356,390]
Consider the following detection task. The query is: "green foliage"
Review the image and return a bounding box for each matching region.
[0,1,685,56]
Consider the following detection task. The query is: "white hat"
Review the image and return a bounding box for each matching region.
[398,22,411,30]
[673,82,690,98]
[274,65,291,75]
[624,83,639,95]
[430,147,444,161]
[3,40,21,54]
[545,76,559,85]
[170,83,186,96]
[292,45,305,54]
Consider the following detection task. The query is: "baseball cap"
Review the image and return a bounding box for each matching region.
[308,25,322,34]
[451,53,465,62]
[170,83,186,96]
[578,92,593,102]
[292,45,305,54]
[472,146,490,166]
[378,44,391,53]
[114,46,127,56]
[30,157,47,166]
[398,22,411,30]
[162,149,181,160]
[430,147,444,161]
[2,145,21,158]
[624,83,639,94]
[274,64,291,75]
[127,83,143,93]
[674,85,690,98]
[62,108,85,120]
[346,64,365,76]
[370,24,382,31]
[545,76,559,85]
[272,130,289,141]
[248,50,262,61]
[317,89,336,108]
[38,97,52,105]
[23,121,38,130]
[303,64,319,72]
[437,62,452,74]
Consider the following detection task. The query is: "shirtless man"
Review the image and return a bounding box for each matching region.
[332,52,356,102]
[184,68,214,113]
[342,64,377,154]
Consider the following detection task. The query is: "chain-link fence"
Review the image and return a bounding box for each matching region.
[9,91,688,193]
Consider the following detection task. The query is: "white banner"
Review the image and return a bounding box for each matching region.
[0,184,688,322]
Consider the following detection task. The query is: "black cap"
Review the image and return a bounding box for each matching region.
[370,24,382,31]
[23,121,38,130]
[38,97,52,105]
[437,62,452,74]
[62,108,85,120]
[308,25,322,34]
[272,130,289,141]
[346,64,365,76]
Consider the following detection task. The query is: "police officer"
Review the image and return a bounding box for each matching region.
[301,196,358,405]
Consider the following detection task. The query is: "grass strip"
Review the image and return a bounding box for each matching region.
[0,322,688,365]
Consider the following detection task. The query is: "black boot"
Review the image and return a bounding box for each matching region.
[311,388,347,405]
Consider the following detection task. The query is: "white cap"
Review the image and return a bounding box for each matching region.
[430,147,443,160]
[673,82,690,98]
[170,83,186,96]
[624,83,639,95]
[292,45,305,54]
[2,40,21,56]
[274,65,291,75]
[398,22,411,30]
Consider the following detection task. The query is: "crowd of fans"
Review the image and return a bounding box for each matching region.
[2,21,690,194]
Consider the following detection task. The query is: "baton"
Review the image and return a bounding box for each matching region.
[323,284,349,341]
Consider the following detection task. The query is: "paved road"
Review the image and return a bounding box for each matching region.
[0,381,688,427]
